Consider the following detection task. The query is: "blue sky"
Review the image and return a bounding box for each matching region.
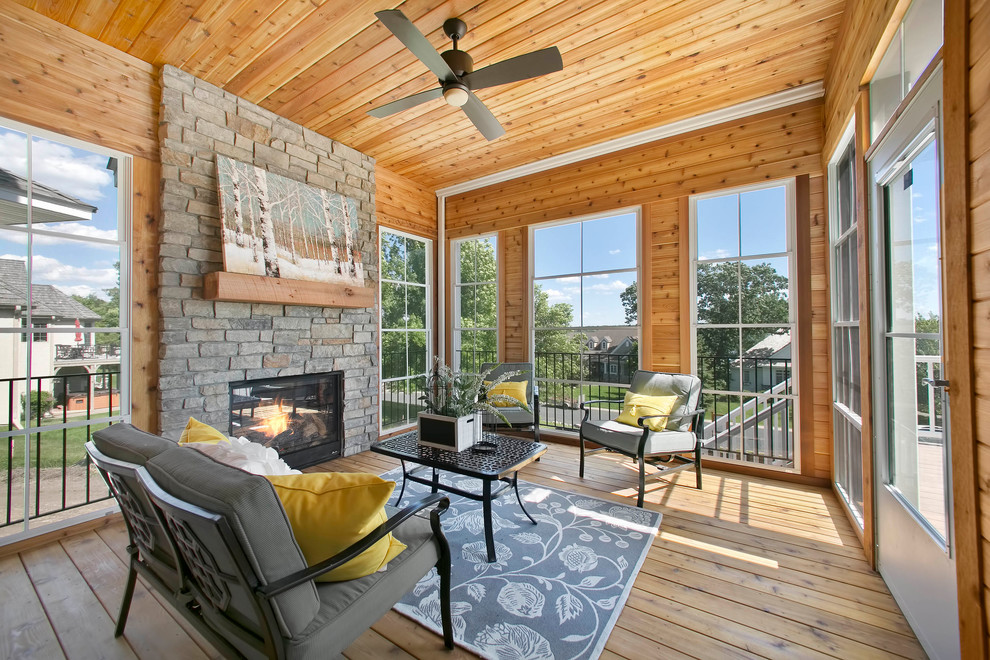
[0,127,121,300]
[533,213,637,328]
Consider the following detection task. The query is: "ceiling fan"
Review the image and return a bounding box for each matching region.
[368,10,564,140]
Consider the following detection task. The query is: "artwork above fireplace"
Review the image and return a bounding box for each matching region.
[228,371,343,469]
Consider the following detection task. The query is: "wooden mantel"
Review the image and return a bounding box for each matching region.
[203,271,375,308]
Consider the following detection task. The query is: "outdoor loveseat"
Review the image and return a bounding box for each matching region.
[87,423,453,659]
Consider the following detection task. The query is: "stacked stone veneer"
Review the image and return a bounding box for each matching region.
[156,65,379,454]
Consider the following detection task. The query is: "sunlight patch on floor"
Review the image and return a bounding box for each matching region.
[659,530,780,568]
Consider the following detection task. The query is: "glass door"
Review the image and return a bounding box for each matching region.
[870,65,958,658]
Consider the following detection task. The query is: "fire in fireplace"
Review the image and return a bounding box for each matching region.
[228,371,343,469]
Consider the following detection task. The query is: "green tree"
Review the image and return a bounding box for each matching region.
[695,261,789,391]
[72,261,120,346]
[620,281,637,325]
[533,283,587,401]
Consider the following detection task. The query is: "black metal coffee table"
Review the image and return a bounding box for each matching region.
[371,432,548,562]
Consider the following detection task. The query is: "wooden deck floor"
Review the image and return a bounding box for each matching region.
[0,443,926,659]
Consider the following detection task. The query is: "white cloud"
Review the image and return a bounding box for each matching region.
[587,279,629,292]
[0,253,116,299]
[609,249,621,255]
[0,132,113,202]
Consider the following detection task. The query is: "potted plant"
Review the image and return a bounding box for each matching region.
[417,358,530,451]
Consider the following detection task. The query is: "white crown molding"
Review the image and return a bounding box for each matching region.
[436,81,825,198]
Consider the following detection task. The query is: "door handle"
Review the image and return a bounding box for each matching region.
[922,378,950,392]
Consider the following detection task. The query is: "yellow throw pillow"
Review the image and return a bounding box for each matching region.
[178,417,230,445]
[266,472,406,582]
[484,380,528,408]
[615,392,680,432]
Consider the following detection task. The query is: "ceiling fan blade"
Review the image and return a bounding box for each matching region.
[375,10,457,81]
[461,91,505,141]
[462,47,563,90]
[368,88,443,118]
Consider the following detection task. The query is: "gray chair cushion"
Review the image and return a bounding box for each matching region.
[582,419,697,455]
[286,508,440,659]
[628,370,702,431]
[93,423,176,466]
[145,446,320,638]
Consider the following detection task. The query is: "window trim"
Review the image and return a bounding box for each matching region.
[688,178,800,470]
[451,233,499,372]
[378,227,433,434]
[828,119,865,528]
[528,207,642,427]
[0,115,132,536]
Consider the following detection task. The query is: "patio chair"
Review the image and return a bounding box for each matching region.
[579,370,705,507]
[480,362,540,443]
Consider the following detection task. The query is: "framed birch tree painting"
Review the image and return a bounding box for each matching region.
[215,156,364,285]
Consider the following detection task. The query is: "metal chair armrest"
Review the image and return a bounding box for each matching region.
[580,398,624,423]
[259,493,450,597]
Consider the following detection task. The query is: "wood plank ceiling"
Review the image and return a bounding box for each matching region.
[16,0,847,191]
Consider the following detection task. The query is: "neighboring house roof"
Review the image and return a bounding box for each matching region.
[606,336,638,356]
[742,331,791,358]
[0,167,98,226]
[0,259,101,320]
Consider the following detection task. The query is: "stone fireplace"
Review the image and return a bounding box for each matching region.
[155,65,380,456]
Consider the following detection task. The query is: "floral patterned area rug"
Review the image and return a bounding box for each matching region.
[382,469,662,660]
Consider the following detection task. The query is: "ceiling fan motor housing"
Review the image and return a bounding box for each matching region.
[441,49,473,77]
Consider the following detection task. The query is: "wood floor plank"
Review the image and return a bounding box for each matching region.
[20,541,137,660]
[645,542,916,635]
[61,531,210,660]
[641,554,924,658]
[342,627,417,659]
[1,441,923,660]
[0,554,65,659]
[95,523,222,659]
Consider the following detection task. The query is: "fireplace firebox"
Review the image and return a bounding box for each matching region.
[228,371,343,469]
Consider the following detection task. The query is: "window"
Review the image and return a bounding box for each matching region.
[0,118,130,537]
[532,210,640,430]
[691,180,797,467]
[379,229,431,431]
[829,126,864,526]
[452,236,497,372]
[870,0,943,140]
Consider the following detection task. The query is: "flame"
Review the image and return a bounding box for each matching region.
[260,412,289,436]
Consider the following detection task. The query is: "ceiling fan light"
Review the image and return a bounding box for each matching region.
[443,84,469,107]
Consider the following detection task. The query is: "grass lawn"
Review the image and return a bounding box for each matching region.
[3,414,111,470]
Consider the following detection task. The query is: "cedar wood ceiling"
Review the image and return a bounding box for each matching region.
[17,0,847,191]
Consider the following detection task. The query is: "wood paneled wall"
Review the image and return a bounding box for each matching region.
[961,0,990,653]
[821,0,906,160]
[446,101,831,480]
[0,3,160,432]
[375,165,437,240]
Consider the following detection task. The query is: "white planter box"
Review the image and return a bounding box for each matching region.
[417,412,481,452]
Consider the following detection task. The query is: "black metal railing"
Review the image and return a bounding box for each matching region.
[534,350,639,430]
[2,372,119,530]
[697,355,795,465]
[55,343,122,361]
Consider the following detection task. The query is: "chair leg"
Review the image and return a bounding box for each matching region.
[115,558,138,637]
[694,442,703,490]
[431,510,454,650]
[579,432,586,479]
[637,454,646,508]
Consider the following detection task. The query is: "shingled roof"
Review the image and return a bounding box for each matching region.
[0,258,101,321]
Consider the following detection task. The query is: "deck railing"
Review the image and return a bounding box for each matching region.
[2,372,118,531]
[54,344,121,361]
